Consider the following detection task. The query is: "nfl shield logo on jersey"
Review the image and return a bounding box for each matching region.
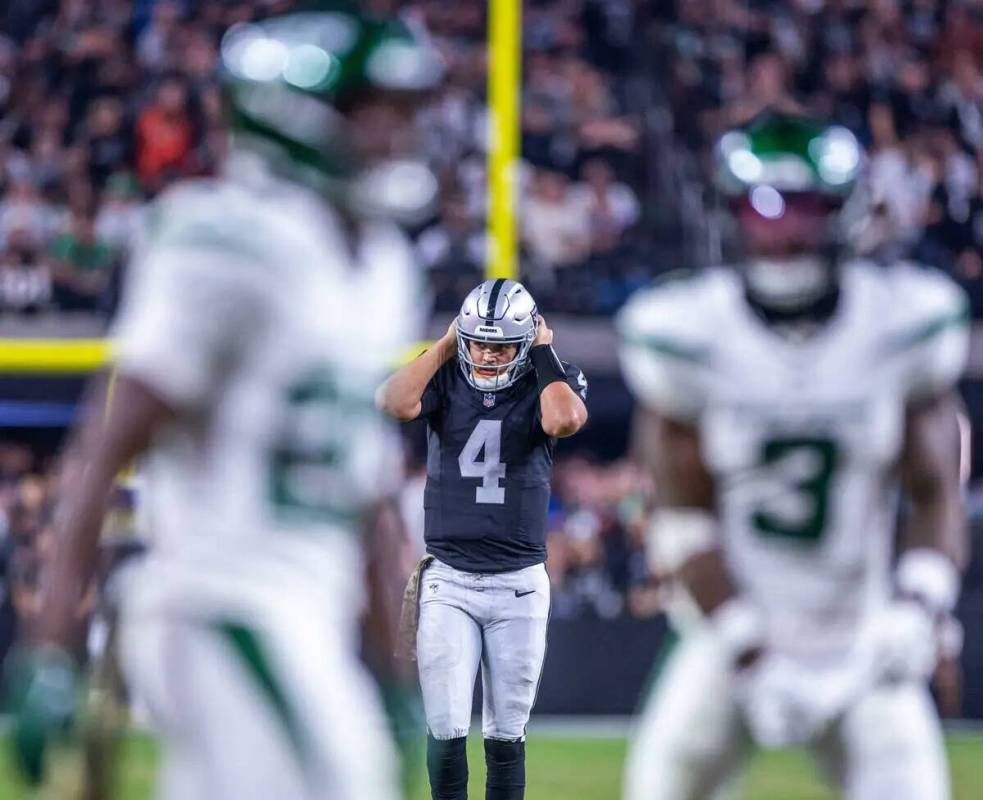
[483,393,496,408]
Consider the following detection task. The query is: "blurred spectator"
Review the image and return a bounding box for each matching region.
[522,169,592,270]
[570,158,640,255]
[0,230,50,312]
[416,193,486,311]
[136,0,183,73]
[135,76,193,191]
[48,210,116,311]
[81,96,133,189]
[95,171,146,254]
[546,457,656,620]
[940,50,983,154]
[0,179,62,249]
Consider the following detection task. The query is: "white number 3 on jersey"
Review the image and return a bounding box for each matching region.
[459,420,506,504]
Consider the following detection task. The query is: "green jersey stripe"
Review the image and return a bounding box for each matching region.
[625,335,710,364]
[216,621,310,775]
[884,305,970,354]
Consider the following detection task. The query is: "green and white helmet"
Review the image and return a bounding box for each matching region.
[220,0,444,222]
[714,112,864,317]
[716,112,862,199]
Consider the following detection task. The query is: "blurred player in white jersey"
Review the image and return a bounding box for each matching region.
[8,3,443,798]
[619,112,969,800]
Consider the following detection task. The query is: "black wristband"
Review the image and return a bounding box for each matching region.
[529,344,566,394]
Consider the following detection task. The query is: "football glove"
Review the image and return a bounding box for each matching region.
[379,680,425,791]
[866,599,938,683]
[734,653,830,749]
[6,644,80,786]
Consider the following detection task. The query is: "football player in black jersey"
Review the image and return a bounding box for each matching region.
[377,278,587,800]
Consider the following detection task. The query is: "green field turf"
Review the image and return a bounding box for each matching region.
[0,732,981,799]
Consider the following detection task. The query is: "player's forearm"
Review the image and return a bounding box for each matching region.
[653,510,763,665]
[900,391,967,566]
[896,391,966,615]
[678,546,739,616]
[901,485,967,570]
[376,338,454,421]
[539,382,587,438]
[36,458,116,647]
[39,376,173,647]
[361,501,409,680]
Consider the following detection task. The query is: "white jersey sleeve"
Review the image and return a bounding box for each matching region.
[884,263,970,402]
[112,185,270,408]
[616,275,714,422]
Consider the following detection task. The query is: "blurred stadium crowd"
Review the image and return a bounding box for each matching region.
[0,1,979,315]
[0,441,144,668]
[0,0,646,316]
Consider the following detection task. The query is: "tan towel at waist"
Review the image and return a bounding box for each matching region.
[395,554,435,661]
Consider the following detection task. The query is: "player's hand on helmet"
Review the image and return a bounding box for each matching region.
[437,319,458,358]
[734,652,828,749]
[533,315,553,347]
[868,600,938,683]
[6,644,80,785]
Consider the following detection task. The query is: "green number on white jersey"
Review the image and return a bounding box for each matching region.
[270,368,373,524]
[751,436,838,543]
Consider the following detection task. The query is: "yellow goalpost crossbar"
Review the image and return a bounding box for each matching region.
[0,338,113,373]
[486,0,522,281]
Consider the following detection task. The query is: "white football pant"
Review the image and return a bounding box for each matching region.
[417,559,550,741]
[624,630,950,800]
[119,597,399,800]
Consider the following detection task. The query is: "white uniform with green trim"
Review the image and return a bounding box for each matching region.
[113,165,416,800]
[618,260,968,800]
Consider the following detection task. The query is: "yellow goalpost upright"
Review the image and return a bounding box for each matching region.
[486,0,523,282]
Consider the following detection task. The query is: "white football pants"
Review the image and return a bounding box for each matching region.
[416,558,551,741]
[623,630,950,800]
[119,595,399,800]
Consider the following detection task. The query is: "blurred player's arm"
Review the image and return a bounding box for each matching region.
[637,409,752,654]
[531,316,587,438]
[899,391,967,573]
[898,391,967,712]
[8,374,173,786]
[361,499,423,786]
[376,320,457,421]
[362,499,410,679]
[40,376,172,647]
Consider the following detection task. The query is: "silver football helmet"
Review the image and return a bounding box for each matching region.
[456,279,538,392]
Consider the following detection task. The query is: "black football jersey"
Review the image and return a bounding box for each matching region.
[417,358,588,573]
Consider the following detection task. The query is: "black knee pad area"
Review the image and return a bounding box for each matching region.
[484,738,526,800]
[427,734,468,800]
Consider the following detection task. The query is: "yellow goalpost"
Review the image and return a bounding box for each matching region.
[486,0,522,281]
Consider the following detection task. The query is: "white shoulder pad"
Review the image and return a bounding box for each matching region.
[880,262,969,401]
[144,179,274,267]
[616,271,720,421]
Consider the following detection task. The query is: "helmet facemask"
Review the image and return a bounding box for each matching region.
[456,325,536,392]
[732,189,844,312]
